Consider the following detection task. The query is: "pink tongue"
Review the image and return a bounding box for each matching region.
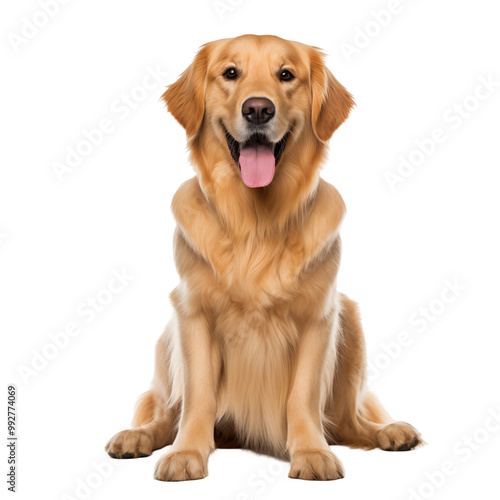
[239,144,275,188]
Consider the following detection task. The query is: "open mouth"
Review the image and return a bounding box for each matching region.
[225,130,290,188]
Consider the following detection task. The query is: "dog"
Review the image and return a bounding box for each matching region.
[105,34,421,481]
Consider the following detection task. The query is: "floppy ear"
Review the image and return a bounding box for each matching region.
[310,48,354,142]
[161,45,209,138]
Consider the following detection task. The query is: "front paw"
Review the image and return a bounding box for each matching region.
[154,450,207,481]
[289,449,344,481]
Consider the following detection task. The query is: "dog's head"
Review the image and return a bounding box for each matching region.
[162,35,353,189]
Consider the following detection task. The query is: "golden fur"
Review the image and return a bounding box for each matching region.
[105,34,421,481]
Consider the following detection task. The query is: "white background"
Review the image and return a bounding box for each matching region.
[2,0,500,499]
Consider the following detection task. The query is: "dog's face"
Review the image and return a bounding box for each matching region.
[163,35,353,189]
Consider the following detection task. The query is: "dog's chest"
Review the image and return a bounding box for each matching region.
[172,178,345,309]
[214,234,304,304]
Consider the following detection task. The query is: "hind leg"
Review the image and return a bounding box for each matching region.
[106,325,181,458]
[324,294,422,451]
[334,391,421,451]
[105,392,180,458]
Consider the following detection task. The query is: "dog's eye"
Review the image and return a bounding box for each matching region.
[279,70,295,82]
[223,68,238,80]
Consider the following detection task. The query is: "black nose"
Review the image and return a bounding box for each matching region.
[242,97,275,124]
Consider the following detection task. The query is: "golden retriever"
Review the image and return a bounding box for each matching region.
[105,34,421,481]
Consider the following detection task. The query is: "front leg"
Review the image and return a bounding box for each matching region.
[287,316,344,481]
[154,313,219,482]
